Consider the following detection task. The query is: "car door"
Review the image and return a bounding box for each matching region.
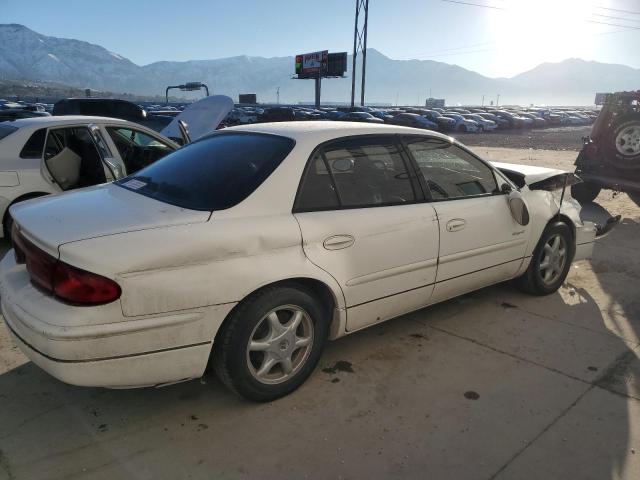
[41,126,114,191]
[294,135,440,332]
[402,136,529,303]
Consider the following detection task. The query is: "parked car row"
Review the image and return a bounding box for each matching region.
[222,104,598,134]
[2,97,598,135]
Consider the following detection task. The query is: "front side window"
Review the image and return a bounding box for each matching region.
[107,127,174,174]
[117,132,294,211]
[296,136,416,211]
[404,136,497,199]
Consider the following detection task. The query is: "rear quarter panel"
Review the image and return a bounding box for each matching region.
[58,215,346,323]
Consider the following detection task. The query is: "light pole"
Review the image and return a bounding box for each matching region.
[276,87,280,105]
[497,94,501,107]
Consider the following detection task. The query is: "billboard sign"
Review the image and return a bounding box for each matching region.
[295,50,328,77]
[594,92,610,105]
[327,52,347,77]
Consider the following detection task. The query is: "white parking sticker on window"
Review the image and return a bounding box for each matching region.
[122,179,147,190]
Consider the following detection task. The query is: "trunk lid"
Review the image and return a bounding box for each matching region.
[10,183,210,255]
[161,95,234,142]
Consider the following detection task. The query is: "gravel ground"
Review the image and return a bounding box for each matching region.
[456,125,592,151]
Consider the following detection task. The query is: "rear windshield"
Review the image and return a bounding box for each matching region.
[116,132,295,211]
[0,124,18,141]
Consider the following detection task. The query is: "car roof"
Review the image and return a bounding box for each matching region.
[5,115,130,128]
[225,121,453,143]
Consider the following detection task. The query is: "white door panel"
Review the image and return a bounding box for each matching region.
[295,203,439,326]
[431,258,524,304]
[433,195,528,288]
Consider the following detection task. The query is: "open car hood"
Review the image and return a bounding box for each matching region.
[10,184,210,256]
[491,161,581,190]
[161,95,234,142]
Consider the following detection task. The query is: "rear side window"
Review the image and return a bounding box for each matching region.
[295,152,340,211]
[20,128,46,158]
[295,136,417,211]
[0,124,18,141]
[117,132,294,211]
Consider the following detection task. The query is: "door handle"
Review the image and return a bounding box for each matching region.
[323,235,355,250]
[446,219,466,232]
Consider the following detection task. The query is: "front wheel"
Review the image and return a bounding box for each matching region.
[212,284,329,402]
[517,222,574,295]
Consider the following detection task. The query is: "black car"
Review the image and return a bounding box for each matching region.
[341,112,384,124]
[258,107,296,122]
[53,98,174,132]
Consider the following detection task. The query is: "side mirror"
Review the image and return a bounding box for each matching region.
[507,190,530,226]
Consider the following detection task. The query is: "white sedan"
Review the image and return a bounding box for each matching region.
[0,122,598,401]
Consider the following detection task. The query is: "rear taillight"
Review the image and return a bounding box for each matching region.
[12,225,121,305]
[53,262,121,305]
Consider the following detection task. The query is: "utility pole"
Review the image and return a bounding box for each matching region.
[350,0,370,108]
[315,71,322,109]
[276,87,280,105]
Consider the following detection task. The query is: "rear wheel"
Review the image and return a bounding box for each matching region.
[571,182,601,204]
[517,222,574,295]
[213,284,329,402]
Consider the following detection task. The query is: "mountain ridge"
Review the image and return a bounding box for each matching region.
[1,24,638,105]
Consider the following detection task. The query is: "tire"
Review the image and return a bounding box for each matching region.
[2,193,49,243]
[213,284,329,402]
[605,115,640,170]
[517,222,574,296]
[2,213,13,243]
[571,182,601,204]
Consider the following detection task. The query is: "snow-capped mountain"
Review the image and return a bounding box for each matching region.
[1,23,639,105]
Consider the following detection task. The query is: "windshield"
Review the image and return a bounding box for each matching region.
[0,124,18,141]
[116,132,294,211]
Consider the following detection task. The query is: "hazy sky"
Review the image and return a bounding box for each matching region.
[2,0,639,77]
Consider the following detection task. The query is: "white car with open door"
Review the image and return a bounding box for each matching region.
[0,122,603,402]
[0,95,233,239]
[0,116,180,239]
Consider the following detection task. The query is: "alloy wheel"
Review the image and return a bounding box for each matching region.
[246,305,314,385]
[539,233,567,286]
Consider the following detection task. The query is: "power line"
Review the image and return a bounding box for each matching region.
[441,0,640,31]
[592,12,640,24]
[595,5,640,15]
[587,19,640,30]
[440,0,506,10]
